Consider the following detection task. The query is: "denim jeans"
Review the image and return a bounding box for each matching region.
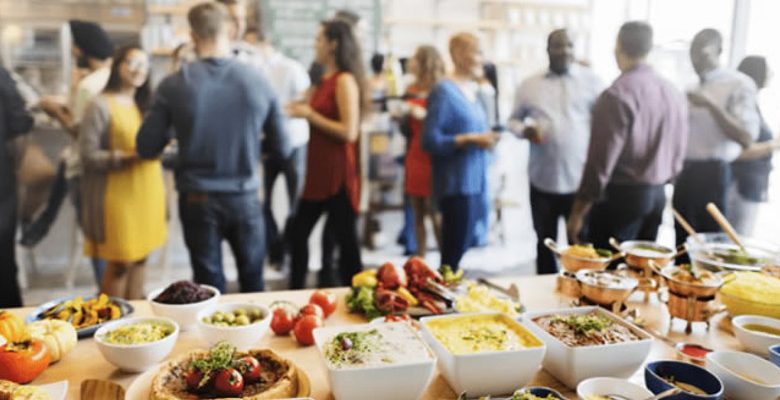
[178,191,266,293]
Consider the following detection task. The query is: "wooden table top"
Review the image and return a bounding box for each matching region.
[7,275,744,400]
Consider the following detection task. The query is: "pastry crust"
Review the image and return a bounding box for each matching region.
[151,349,298,400]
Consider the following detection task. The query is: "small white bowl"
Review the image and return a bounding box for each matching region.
[147,284,220,331]
[313,323,436,400]
[577,377,654,400]
[94,317,179,373]
[732,315,780,356]
[420,312,546,396]
[706,351,780,400]
[196,303,270,350]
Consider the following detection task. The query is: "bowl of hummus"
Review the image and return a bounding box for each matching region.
[420,313,546,396]
[95,316,179,372]
[313,322,436,400]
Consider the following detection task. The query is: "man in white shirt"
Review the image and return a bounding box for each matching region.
[673,28,759,247]
[509,29,604,274]
[253,28,311,266]
[219,0,310,266]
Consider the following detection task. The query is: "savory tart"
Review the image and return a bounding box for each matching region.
[151,342,298,399]
[0,380,50,400]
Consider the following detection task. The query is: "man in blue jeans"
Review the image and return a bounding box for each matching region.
[137,2,289,293]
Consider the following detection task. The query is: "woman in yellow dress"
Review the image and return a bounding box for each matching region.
[79,45,166,299]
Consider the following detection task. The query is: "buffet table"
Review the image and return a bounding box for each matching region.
[9,275,745,400]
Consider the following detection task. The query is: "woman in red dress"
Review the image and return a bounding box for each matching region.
[403,46,445,257]
[286,19,369,289]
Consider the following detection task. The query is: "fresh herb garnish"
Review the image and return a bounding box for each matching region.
[346,286,382,320]
[190,341,236,387]
[325,329,382,367]
[551,313,612,335]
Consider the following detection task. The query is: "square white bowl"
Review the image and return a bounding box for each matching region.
[313,322,436,400]
[420,312,546,396]
[522,306,653,388]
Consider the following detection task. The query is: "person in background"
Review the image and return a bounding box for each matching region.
[287,19,368,289]
[510,29,604,274]
[21,20,114,286]
[137,2,290,293]
[79,46,165,299]
[728,56,780,235]
[250,23,311,268]
[673,29,759,247]
[567,21,688,248]
[423,32,500,271]
[0,65,35,307]
[402,45,445,257]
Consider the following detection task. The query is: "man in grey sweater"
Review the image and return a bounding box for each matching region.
[137,2,290,292]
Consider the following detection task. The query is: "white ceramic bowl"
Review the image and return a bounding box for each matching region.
[94,317,179,373]
[577,377,654,399]
[147,284,220,331]
[732,315,780,356]
[706,351,780,400]
[313,322,436,400]
[196,303,270,350]
[420,312,546,396]
[522,306,653,388]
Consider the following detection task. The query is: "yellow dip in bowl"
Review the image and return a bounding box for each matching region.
[426,314,542,354]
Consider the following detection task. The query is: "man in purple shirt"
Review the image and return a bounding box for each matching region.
[567,21,688,248]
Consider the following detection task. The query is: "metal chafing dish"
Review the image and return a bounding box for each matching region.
[652,262,731,333]
[575,269,639,314]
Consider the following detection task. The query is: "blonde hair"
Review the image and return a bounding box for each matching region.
[413,45,445,90]
[449,32,480,59]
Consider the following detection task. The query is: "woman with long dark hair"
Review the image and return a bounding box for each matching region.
[729,56,780,235]
[287,19,368,288]
[79,45,166,299]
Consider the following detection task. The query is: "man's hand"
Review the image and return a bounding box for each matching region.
[285,102,313,119]
[687,91,712,108]
[470,132,501,149]
[522,125,543,144]
[566,198,592,244]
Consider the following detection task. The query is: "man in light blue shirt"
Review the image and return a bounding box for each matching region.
[673,28,759,247]
[509,29,604,274]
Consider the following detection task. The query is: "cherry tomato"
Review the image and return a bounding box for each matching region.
[295,303,324,326]
[184,367,209,392]
[309,290,337,318]
[213,368,244,397]
[234,355,262,384]
[270,307,296,336]
[292,315,323,346]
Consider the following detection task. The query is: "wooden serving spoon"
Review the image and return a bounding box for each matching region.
[80,379,125,400]
[705,202,748,254]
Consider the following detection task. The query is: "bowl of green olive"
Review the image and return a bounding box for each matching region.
[196,302,270,349]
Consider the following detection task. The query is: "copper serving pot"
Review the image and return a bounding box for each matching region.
[575,269,638,306]
[654,264,730,298]
[609,238,678,270]
[545,238,622,273]
[667,292,715,322]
